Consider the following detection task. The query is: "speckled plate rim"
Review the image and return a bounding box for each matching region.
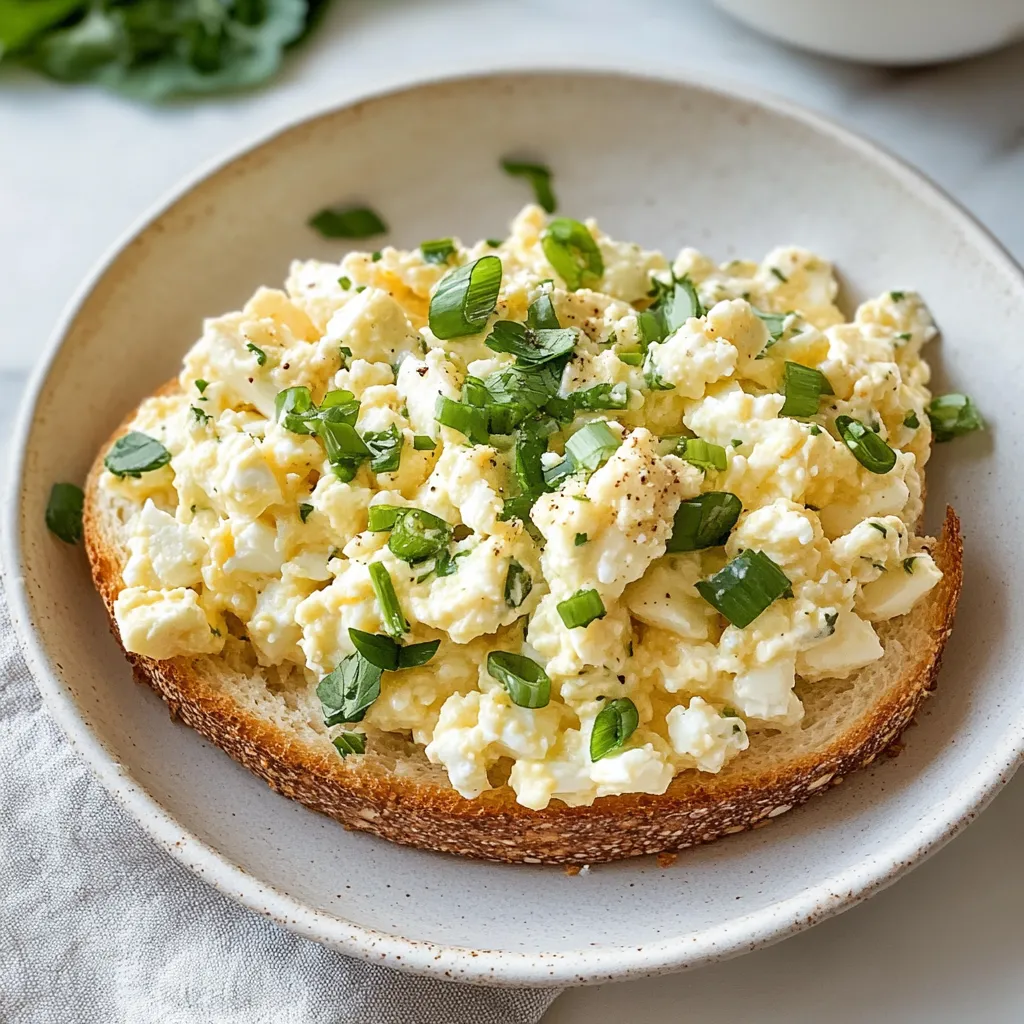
[4,64,1024,988]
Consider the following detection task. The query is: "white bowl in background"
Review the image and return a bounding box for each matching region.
[4,69,1024,987]
[715,0,1024,64]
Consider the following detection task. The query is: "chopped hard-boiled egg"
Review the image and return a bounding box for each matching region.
[103,205,946,809]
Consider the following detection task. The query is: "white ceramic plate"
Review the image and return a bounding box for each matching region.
[5,70,1023,988]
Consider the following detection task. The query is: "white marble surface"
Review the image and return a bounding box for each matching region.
[1,0,1022,1020]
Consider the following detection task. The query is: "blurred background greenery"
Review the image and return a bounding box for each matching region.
[0,0,334,100]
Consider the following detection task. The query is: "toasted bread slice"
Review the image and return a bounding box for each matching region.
[84,389,962,864]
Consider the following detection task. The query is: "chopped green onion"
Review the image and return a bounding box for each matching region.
[246,342,267,366]
[420,238,456,265]
[317,654,382,725]
[868,521,887,536]
[903,556,917,574]
[526,293,560,330]
[461,375,490,407]
[542,453,575,487]
[428,255,502,339]
[661,275,704,329]
[835,415,897,474]
[557,588,606,629]
[642,348,674,392]
[486,238,504,248]
[190,405,211,426]
[637,309,665,349]
[574,532,588,546]
[367,504,401,532]
[541,217,603,291]
[696,549,792,628]
[667,492,742,552]
[194,379,209,394]
[435,395,489,444]
[504,560,533,608]
[320,388,358,413]
[316,419,370,475]
[903,410,920,429]
[487,651,551,708]
[372,251,382,262]
[485,320,577,366]
[676,437,727,472]
[565,421,620,473]
[751,305,787,341]
[780,361,833,418]
[500,158,557,213]
[275,386,315,434]
[388,508,452,564]
[332,732,366,758]
[927,393,984,442]
[308,205,387,239]
[572,382,629,411]
[338,276,352,290]
[368,562,407,637]
[771,267,788,283]
[45,483,83,544]
[890,290,906,302]
[299,503,313,523]
[104,432,171,478]
[514,431,548,500]
[617,351,643,366]
[412,434,437,451]
[363,424,403,473]
[590,698,639,761]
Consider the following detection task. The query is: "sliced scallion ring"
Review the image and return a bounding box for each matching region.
[666,492,742,552]
[926,393,984,442]
[590,698,639,761]
[428,255,502,339]
[504,560,533,608]
[556,588,606,629]
[676,437,727,472]
[541,217,603,291]
[835,415,897,474]
[565,421,620,473]
[388,508,452,564]
[487,651,551,708]
[779,361,834,419]
[420,238,456,265]
[696,549,793,628]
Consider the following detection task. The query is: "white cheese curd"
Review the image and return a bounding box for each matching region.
[103,205,950,809]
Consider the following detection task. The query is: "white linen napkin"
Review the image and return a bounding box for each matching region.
[0,585,561,1024]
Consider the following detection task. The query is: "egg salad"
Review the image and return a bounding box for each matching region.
[100,204,958,810]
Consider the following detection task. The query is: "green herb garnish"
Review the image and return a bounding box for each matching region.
[557,588,606,629]
[45,482,83,544]
[428,255,502,340]
[104,431,171,478]
[541,217,603,291]
[309,206,387,239]
[666,492,742,552]
[501,158,557,213]
[926,393,984,442]
[835,415,897,474]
